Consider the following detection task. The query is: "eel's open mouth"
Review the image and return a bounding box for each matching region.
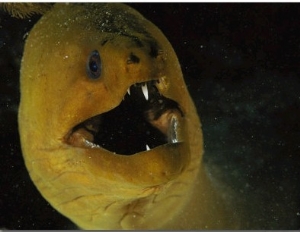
[66,79,183,155]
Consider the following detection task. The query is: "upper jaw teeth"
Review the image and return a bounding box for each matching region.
[141,84,149,100]
[146,144,150,151]
[125,82,150,101]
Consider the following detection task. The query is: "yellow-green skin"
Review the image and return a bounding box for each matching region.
[18,3,236,229]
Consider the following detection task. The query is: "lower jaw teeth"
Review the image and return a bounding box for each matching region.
[83,136,178,153]
[84,139,101,149]
[81,117,180,153]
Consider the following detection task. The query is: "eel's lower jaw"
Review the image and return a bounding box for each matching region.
[66,80,184,155]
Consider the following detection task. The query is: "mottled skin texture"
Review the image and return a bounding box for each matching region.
[18,3,237,229]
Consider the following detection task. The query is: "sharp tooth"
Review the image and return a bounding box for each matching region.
[146,144,150,151]
[169,116,179,144]
[84,139,101,148]
[127,88,131,95]
[141,84,148,100]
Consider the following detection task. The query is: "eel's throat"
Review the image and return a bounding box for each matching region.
[66,80,184,155]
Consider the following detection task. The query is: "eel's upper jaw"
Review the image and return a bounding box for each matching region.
[65,78,184,155]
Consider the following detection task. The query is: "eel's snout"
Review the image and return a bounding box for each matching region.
[66,79,184,155]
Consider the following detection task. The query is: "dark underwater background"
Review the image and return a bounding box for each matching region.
[0,3,299,229]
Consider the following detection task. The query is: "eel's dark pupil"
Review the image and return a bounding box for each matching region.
[87,50,101,79]
[89,60,98,72]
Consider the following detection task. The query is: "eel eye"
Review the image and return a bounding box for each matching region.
[86,50,101,79]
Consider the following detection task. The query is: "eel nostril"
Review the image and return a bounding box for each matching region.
[148,41,163,58]
[127,53,140,64]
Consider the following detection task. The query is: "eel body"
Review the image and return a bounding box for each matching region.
[18,3,237,229]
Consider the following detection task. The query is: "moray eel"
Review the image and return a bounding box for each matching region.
[18,3,236,229]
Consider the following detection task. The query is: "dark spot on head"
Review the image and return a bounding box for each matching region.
[101,39,109,46]
[127,53,140,64]
[131,36,144,47]
[149,42,160,58]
